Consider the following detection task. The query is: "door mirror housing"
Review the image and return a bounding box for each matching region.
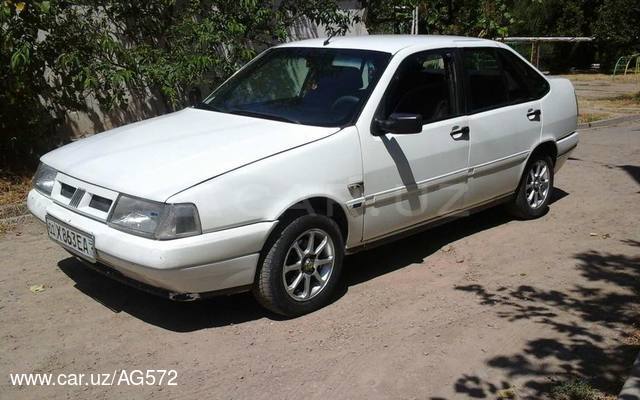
[373,113,423,135]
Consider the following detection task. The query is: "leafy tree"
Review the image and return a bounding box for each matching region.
[509,0,591,72]
[510,0,586,37]
[362,0,513,38]
[0,0,357,166]
[508,0,640,71]
[592,0,640,69]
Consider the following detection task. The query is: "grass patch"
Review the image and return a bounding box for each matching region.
[0,221,16,235]
[563,73,640,82]
[550,379,616,400]
[0,167,33,207]
[578,94,640,119]
[603,91,640,104]
[623,328,640,346]
[550,380,599,400]
[579,112,610,124]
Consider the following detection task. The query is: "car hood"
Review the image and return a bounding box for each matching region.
[42,108,340,201]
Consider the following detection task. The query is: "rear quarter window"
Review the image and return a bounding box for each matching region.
[497,48,550,102]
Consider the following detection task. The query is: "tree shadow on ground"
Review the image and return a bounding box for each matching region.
[618,165,640,186]
[568,157,639,188]
[57,188,569,332]
[450,239,640,399]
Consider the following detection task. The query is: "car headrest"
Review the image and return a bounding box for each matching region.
[314,66,362,92]
[330,66,363,91]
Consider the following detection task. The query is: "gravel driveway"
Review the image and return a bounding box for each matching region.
[1,120,639,400]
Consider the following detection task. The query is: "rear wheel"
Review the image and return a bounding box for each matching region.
[508,155,554,219]
[253,215,344,317]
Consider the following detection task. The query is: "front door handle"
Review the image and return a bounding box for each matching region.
[450,126,470,140]
[527,109,541,121]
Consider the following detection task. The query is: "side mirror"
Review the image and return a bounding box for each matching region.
[373,113,423,135]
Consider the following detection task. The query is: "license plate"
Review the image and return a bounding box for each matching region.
[46,215,96,262]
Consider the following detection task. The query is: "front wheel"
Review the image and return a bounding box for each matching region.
[253,215,344,317]
[507,155,554,219]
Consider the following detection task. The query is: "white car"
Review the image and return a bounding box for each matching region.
[28,35,578,316]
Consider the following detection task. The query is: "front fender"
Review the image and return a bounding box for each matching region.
[167,126,364,248]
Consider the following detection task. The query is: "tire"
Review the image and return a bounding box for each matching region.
[507,155,554,219]
[253,214,344,317]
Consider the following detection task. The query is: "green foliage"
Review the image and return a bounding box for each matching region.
[362,0,640,73]
[509,0,593,72]
[510,0,587,37]
[593,0,640,69]
[509,0,640,71]
[362,0,513,38]
[0,0,356,165]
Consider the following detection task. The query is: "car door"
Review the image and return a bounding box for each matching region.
[461,46,545,208]
[358,49,470,241]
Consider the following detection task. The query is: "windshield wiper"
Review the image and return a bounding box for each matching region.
[195,103,301,124]
[227,109,300,124]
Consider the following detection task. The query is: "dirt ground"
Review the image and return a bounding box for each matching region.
[565,74,640,123]
[1,120,639,400]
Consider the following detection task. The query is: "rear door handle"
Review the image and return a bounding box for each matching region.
[450,126,469,140]
[527,109,541,121]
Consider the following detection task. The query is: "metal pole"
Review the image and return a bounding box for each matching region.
[529,41,541,68]
[530,41,535,64]
[411,5,419,34]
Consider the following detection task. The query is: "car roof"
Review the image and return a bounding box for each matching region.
[276,35,496,54]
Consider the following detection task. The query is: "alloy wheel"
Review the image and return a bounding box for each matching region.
[282,229,335,301]
[526,159,551,209]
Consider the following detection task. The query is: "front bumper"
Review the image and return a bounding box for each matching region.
[28,189,276,296]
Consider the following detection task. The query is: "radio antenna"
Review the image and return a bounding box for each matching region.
[323,31,338,46]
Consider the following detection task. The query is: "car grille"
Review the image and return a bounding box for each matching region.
[50,173,118,222]
[60,182,75,199]
[69,188,86,208]
[89,194,112,213]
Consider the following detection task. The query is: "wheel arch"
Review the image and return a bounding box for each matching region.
[508,140,556,219]
[274,196,349,244]
[514,140,558,194]
[253,196,350,289]
[529,141,558,166]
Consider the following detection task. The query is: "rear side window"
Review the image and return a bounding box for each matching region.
[462,48,508,112]
[497,48,550,102]
[380,50,457,123]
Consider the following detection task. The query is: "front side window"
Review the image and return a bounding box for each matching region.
[199,48,392,127]
[379,50,457,123]
[462,48,508,112]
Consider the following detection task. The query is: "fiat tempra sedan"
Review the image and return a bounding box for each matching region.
[28,35,578,316]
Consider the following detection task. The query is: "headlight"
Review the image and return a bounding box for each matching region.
[108,195,201,240]
[33,162,57,196]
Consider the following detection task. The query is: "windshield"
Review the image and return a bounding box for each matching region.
[199,47,392,127]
